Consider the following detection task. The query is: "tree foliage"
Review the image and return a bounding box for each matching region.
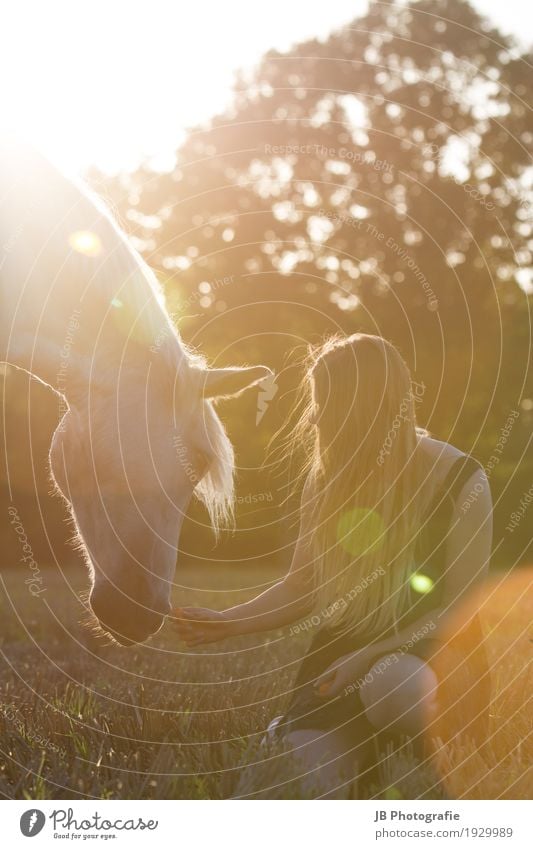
[3,0,532,567]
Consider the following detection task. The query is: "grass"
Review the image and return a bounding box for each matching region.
[0,562,531,799]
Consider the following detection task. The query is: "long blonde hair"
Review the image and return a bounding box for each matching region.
[288,333,428,636]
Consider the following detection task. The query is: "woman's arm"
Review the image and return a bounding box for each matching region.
[221,545,315,636]
[174,484,317,645]
[434,466,493,630]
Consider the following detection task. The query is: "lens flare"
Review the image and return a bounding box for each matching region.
[336,507,385,557]
[410,572,434,594]
[426,567,532,799]
[68,230,102,257]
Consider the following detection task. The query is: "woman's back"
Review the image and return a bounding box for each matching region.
[402,445,485,630]
[287,441,491,749]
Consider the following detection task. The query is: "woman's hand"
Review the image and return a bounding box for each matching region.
[171,607,237,646]
[314,648,374,699]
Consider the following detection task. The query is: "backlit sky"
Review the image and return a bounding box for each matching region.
[0,0,531,175]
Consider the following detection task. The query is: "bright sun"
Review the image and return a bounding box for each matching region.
[0,0,367,175]
[0,0,527,175]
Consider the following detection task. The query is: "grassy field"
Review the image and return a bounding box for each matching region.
[0,562,531,800]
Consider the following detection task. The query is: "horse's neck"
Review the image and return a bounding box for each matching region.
[0,142,182,399]
[1,145,89,389]
[0,258,81,392]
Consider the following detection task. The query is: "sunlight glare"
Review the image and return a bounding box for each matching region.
[0,0,368,174]
[337,507,385,556]
[409,572,434,594]
[68,230,102,257]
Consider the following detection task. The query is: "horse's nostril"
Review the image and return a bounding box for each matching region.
[107,630,135,647]
[89,581,166,645]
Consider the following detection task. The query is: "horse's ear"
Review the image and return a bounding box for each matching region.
[202,366,273,399]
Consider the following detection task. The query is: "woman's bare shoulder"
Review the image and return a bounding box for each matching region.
[416,437,490,521]
[417,435,466,468]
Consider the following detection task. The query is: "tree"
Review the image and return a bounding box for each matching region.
[93,0,531,564]
[3,0,531,566]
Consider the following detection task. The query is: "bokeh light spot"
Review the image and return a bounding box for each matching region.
[337,507,385,556]
[410,572,434,594]
[384,785,404,800]
[68,230,102,257]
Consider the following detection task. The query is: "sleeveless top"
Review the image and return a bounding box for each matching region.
[288,453,491,747]
[303,453,486,658]
[397,452,485,633]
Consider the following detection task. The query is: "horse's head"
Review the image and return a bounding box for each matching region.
[50,361,270,645]
[0,141,271,645]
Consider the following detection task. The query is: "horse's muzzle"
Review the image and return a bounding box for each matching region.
[89,576,171,645]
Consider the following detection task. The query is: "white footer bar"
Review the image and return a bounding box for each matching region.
[3,799,530,848]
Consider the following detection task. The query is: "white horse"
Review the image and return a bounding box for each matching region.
[0,137,270,645]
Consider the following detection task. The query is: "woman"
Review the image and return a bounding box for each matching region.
[174,334,493,798]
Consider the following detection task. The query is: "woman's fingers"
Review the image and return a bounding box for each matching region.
[170,617,194,634]
[171,609,210,632]
[314,670,337,698]
[185,633,213,647]
[171,624,203,645]
[175,608,203,621]
[184,608,219,621]
[180,608,205,619]
[185,637,204,649]
[170,607,227,647]
[171,617,210,645]
[315,665,337,686]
